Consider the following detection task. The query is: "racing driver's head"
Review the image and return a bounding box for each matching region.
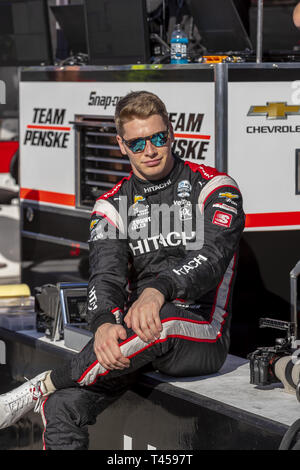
[115,91,174,181]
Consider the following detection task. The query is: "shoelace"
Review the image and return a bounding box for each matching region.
[24,377,44,413]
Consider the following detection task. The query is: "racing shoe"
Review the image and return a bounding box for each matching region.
[0,371,55,429]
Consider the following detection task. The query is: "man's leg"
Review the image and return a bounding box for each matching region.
[41,388,104,450]
[43,301,230,449]
[41,380,135,450]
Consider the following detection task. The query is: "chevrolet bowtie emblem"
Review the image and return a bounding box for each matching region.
[247,102,300,120]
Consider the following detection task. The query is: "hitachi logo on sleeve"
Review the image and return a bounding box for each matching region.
[173,253,207,275]
[88,285,98,311]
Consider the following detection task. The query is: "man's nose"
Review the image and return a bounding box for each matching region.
[144,138,157,156]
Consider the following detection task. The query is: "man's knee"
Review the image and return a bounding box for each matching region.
[154,336,229,378]
[159,302,181,319]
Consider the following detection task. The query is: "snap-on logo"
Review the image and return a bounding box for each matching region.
[212,210,232,228]
[88,91,123,109]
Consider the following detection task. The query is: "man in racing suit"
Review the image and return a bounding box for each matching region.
[0,91,245,449]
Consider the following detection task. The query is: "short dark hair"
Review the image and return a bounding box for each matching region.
[115,90,169,136]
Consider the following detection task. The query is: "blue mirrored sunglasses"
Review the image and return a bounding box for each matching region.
[122,130,169,154]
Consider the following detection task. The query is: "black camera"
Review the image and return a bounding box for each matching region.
[248,345,291,386]
[247,318,295,386]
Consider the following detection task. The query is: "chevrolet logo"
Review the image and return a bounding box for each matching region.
[247,102,300,120]
[219,192,239,199]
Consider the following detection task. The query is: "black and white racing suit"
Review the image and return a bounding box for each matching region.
[42,155,245,449]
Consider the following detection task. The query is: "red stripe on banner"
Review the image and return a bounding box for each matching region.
[27,125,71,131]
[245,211,300,227]
[20,188,75,206]
[174,133,210,140]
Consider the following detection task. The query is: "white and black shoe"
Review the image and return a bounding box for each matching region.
[0,371,53,429]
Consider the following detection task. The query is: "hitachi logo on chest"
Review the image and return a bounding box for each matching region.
[129,231,195,255]
[143,179,172,193]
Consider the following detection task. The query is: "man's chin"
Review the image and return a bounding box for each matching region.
[141,165,166,181]
[133,154,174,181]
[142,158,174,180]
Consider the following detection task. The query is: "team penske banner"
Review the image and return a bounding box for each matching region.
[228,81,300,231]
[20,72,300,230]
[19,81,214,207]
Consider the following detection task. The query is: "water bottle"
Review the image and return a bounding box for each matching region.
[170,24,188,64]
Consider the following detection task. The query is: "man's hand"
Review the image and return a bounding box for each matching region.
[124,288,165,343]
[94,323,130,370]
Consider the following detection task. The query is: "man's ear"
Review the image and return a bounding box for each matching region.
[116,134,127,156]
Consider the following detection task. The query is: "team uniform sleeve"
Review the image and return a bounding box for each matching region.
[147,177,245,301]
[86,201,129,333]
